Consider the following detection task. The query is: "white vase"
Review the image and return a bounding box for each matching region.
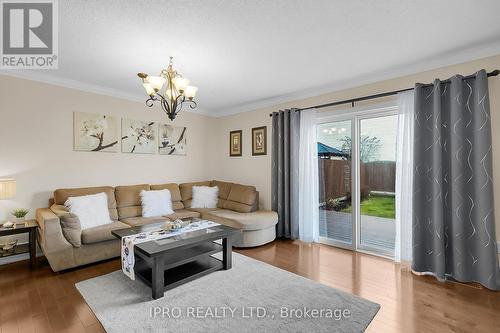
[14,217,26,225]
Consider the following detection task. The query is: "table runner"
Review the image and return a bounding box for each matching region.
[121,220,220,280]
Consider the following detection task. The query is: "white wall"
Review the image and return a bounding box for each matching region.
[0,75,217,223]
[2,54,500,253]
[211,54,500,241]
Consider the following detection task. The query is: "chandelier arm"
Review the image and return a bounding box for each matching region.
[156,94,172,117]
[145,96,157,108]
[163,99,172,117]
[172,98,178,115]
[188,100,197,109]
[176,95,188,117]
[174,100,185,118]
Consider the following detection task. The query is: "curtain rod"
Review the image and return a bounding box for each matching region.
[269,69,499,116]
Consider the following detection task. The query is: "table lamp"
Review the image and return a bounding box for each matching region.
[0,179,16,227]
[0,179,16,200]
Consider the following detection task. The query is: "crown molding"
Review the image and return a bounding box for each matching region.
[0,71,214,117]
[213,40,500,117]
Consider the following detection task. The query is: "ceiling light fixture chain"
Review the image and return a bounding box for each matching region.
[138,56,198,121]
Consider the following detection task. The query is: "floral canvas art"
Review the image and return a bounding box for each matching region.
[158,124,187,155]
[74,112,119,152]
[121,119,157,154]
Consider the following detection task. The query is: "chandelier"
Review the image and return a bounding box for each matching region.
[137,57,198,121]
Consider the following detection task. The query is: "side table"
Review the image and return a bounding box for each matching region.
[0,220,38,269]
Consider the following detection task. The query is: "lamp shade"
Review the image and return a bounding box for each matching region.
[146,76,166,91]
[172,77,190,91]
[184,86,198,99]
[0,179,16,199]
[142,83,156,96]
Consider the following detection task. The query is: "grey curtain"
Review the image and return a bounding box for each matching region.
[272,109,301,239]
[412,70,500,290]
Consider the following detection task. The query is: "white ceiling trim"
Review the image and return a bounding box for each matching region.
[213,40,500,117]
[0,71,213,117]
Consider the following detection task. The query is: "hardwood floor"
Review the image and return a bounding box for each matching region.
[1,240,499,332]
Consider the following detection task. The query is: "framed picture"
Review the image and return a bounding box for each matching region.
[229,130,242,157]
[252,126,267,156]
[73,112,119,152]
[121,119,157,154]
[158,124,187,155]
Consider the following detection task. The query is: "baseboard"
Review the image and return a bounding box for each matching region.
[0,243,43,266]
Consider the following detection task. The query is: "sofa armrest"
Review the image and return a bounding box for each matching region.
[252,191,260,211]
[36,208,72,252]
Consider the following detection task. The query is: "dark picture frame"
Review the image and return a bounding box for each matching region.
[252,126,267,156]
[229,130,242,156]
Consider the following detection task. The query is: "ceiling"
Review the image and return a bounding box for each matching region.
[4,0,500,116]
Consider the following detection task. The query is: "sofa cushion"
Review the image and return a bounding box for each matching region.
[203,210,278,231]
[49,204,82,247]
[115,184,150,219]
[65,192,113,230]
[179,181,211,207]
[223,184,258,213]
[191,186,219,208]
[120,216,169,227]
[60,213,82,247]
[140,189,174,217]
[53,186,118,220]
[165,209,201,220]
[151,183,184,210]
[81,221,129,244]
[210,180,232,208]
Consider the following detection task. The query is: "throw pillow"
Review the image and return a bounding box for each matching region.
[64,192,112,230]
[60,213,82,247]
[191,186,219,208]
[140,189,174,217]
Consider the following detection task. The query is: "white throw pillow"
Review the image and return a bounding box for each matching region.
[64,192,112,230]
[140,189,174,217]
[191,186,219,208]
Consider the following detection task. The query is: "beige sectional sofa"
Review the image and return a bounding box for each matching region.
[36,180,278,272]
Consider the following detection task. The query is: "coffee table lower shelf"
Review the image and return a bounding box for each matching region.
[135,255,224,295]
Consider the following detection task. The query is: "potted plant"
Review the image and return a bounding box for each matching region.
[11,208,29,224]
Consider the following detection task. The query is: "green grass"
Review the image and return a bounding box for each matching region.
[342,196,395,219]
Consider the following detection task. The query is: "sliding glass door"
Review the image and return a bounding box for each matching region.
[357,114,397,256]
[317,106,398,257]
[317,120,354,248]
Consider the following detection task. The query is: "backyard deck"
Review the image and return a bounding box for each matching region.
[318,210,395,252]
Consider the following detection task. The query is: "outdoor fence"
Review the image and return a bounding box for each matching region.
[318,159,396,202]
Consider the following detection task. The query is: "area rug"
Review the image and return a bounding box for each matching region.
[76,253,379,333]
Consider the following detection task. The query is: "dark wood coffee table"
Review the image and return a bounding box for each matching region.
[112,219,240,299]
